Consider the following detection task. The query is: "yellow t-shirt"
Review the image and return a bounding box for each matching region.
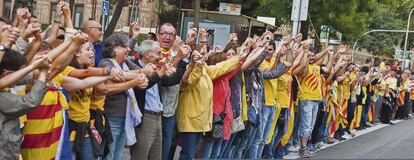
[259,58,278,106]
[276,71,293,108]
[62,66,94,122]
[91,95,106,111]
[342,72,351,100]
[404,79,410,91]
[377,79,386,96]
[386,77,398,91]
[362,86,367,105]
[299,64,322,101]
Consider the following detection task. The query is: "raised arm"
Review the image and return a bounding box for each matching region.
[62,2,74,29]
[262,61,287,79]
[48,34,86,80]
[0,25,20,61]
[241,47,265,70]
[292,49,307,76]
[182,51,203,85]
[24,30,42,62]
[45,2,64,44]
[315,46,333,66]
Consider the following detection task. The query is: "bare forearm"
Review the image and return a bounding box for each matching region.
[25,40,42,62]
[45,22,60,43]
[182,63,195,83]
[326,54,334,71]
[64,13,73,29]
[48,41,81,80]
[47,38,72,61]
[242,51,263,70]
[315,49,328,61]
[0,65,34,89]
[64,76,108,92]
[0,51,4,62]
[98,79,140,95]
[68,67,106,79]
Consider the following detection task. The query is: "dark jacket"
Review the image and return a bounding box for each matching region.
[132,59,188,115]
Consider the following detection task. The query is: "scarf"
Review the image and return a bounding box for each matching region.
[109,59,142,145]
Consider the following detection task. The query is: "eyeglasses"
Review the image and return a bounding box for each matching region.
[159,32,176,37]
[90,27,102,31]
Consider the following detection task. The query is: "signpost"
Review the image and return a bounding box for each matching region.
[291,0,309,36]
[219,3,241,16]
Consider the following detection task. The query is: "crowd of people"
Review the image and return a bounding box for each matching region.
[1,3,414,160]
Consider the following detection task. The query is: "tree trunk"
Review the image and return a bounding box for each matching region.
[69,0,75,20]
[300,20,309,41]
[104,0,128,39]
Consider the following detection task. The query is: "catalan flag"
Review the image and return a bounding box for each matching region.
[20,83,70,160]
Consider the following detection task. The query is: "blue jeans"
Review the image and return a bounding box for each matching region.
[319,110,329,142]
[105,117,126,160]
[200,137,222,159]
[179,132,201,160]
[299,100,320,138]
[162,115,176,160]
[72,138,97,160]
[288,111,300,147]
[233,122,258,159]
[251,105,275,159]
[267,125,285,159]
[219,134,236,158]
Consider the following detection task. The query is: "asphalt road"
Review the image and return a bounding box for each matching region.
[311,119,414,159]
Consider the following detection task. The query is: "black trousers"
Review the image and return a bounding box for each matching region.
[380,97,393,123]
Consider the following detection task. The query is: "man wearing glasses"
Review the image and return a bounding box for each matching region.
[156,23,190,160]
[82,20,103,67]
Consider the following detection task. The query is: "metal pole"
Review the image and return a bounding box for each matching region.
[403,8,414,68]
[247,19,252,37]
[404,8,414,53]
[180,10,185,36]
[130,0,135,24]
[194,0,200,45]
[352,29,414,61]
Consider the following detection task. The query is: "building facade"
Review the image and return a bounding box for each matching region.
[0,0,159,32]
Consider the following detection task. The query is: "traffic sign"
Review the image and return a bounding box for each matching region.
[291,0,309,21]
[102,0,109,15]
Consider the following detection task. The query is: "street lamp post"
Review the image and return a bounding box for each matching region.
[352,29,414,62]
[403,8,414,67]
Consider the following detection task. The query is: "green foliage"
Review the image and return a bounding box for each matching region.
[359,6,405,57]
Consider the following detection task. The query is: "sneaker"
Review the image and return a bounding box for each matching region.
[349,130,357,137]
[342,133,351,139]
[308,144,318,152]
[287,145,300,152]
[299,147,316,158]
[315,142,324,148]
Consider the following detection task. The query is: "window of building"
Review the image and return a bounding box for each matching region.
[74,4,84,28]
[49,2,58,24]
[3,0,12,19]
[128,6,139,24]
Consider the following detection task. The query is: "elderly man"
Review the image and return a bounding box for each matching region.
[82,20,103,66]
[155,23,190,160]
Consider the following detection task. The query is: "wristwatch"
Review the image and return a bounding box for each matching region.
[0,44,7,51]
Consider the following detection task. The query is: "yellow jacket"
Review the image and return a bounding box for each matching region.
[177,57,240,132]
